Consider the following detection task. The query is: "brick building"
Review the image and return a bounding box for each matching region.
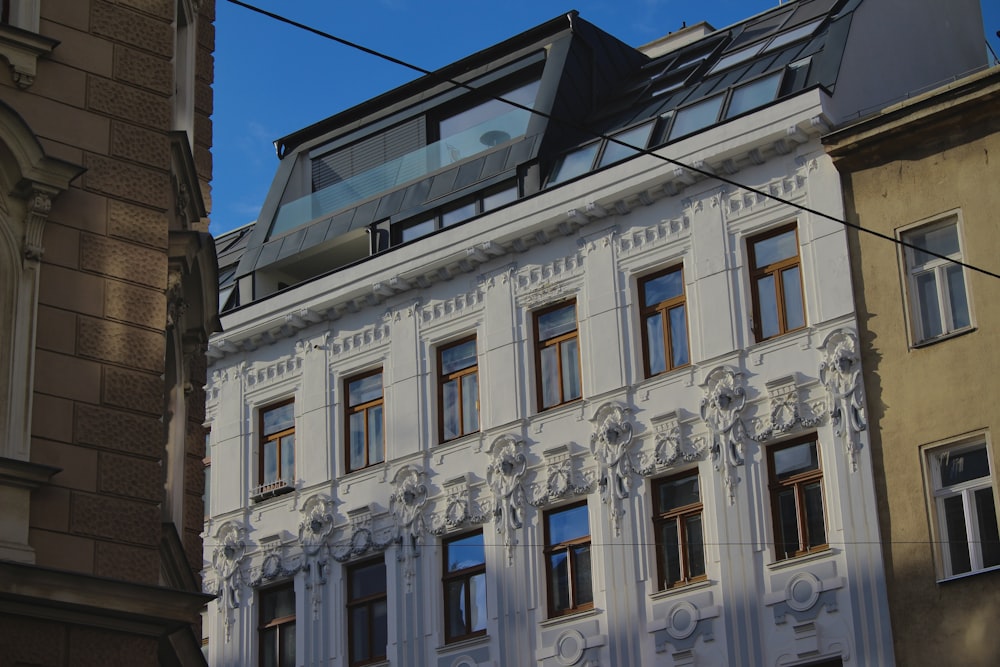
[0,1,218,664]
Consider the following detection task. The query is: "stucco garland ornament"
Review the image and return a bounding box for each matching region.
[298,495,336,619]
[590,402,639,537]
[819,328,867,472]
[389,466,428,590]
[212,521,248,642]
[486,434,527,565]
[700,366,750,505]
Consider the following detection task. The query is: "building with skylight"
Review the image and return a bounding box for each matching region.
[203,1,989,665]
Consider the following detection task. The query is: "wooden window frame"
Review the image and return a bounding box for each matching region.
[652,470,706,590]
[344,369,384,473]
[748,223,805,342]
[544,501,593,618]
[438,336,480,443]
[442,530,487,643]
[767,435,828,561]
[347,558,387,667]
[258,583,295,667]
[533,300,582,412]
[639,265,690,378]
[258,399,295,496]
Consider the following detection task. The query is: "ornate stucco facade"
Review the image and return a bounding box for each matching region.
[825,65,1000,666]
[0,1,218,665]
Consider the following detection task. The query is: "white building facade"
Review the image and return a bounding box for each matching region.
[203,1,988,665]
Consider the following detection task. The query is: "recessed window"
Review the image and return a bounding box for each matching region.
[534,301,582,411]
[768,437,827,560]
[259,584,295,667]
[639,266,689,377]
[669,95,725,140]
[748,224,805,341]
[901,216,971,343]
[439,337,479,442]
[725,71,783,119]
[598,122,654,168]
[653,471,706,589]
[443,531,487,642]
[548,143,600,186]
[347,559,388,666]
[258,401,295,497]
[927,441,1000,579]
[345,370,384,473]
[545,502,593,617]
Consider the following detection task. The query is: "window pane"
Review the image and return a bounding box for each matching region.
[910,223,960,264]
[646,313,666,375]
[349,412,366,470]
[537,304,576,341]
[445,580,467,638]
[939,446,990,487]
[753,229,797,267]
[669,305,689,367]
[262,629,277,667]
[540,345,560,409]
[660,519,681,586]
[441,339,477,374]
[725,72,782,119]
[462,372,480,434]
[804,481,826,547]
[685,514,706,578]
[975,487,1000,568]
[368,405,384,464]
[549,551,570,611]
[263,441,277,484]
[658,475,700,512]
[263,403,294,436]
[946,265,970,330]
[401,217,435,243]
[446,532,485,571]
[351,562,386,598]
[776,488,800,558]
[573,544,593,605]
[670,95,724,139]
[915,271,942,339]
[349,373,383,406]
[757,274,779,339]
[643,270,683,306]
[765,18,822,51]
[483,185,517,211]
[598,123,653,167]
[561,338,581,401]
[782,266,804,330]
[943,494,972,575]
[279,622,295,667]
[549,143,600,185]
[280,435,294,479]
[469,572,487,632]
[442,379,459,441]
[548,504,589,544]
[372,600,388,657]
[773,441,819,479]
[441,201,476,227]
[350,606,370,662]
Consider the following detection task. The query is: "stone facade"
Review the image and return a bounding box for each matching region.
[0,1,218,665]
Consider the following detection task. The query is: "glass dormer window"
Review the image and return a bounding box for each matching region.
[764,18,823,52]
[598,122,654,168]
[669,95,725,139]
[436,78,540,166]
[724,71,783,119]
[548,142,600,186]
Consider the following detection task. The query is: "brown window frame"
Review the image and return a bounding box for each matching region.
[346,558,388,667]
[258,583,295,667]
[748,223,806,342]
[533,300,582,412]
[544,501,594,618]
[344,369,384,473]
[442,530,487,643]
[767,435,828,561]
[652,470,707,590]
[438,336,480,443]
[639,265,690,378]
[258,400,295,497]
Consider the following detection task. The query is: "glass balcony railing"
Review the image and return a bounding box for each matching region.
[269,107,532,239]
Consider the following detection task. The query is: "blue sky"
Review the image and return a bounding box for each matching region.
[210,0,1000,236]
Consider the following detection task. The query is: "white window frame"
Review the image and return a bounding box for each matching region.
[924,435,1000,580]
[899,212,973,345]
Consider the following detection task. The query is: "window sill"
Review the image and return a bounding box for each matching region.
[539,606,602,628]
[437,632,489,654]
[936,563,1000,584]
[766,546,833,571]
[911,326,975,350]
[650,578,714,600]
[0,23,58,89]
[250,480,295,503]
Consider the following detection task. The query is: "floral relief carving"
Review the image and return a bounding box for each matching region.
[431,475,488,535]
[529,444,593,507]
[486,434,527,565]
[700,366,750,505]
[330,507,395,564]
[590,403,640,536]
[640,411,706,473]
[211,521,248,642]
[389,466,429,590]
[752,376,826,442]
[819,328,867,471]
[298,495,336,618]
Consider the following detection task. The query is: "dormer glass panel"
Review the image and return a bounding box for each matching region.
[669,94,724,139]
[598,122,654,168]
[764,18,823,52]
[724,71,783,119]
[548,142,600,186]
[436,79,540,166]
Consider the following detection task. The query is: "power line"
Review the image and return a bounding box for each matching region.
[225,0,1000,280]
